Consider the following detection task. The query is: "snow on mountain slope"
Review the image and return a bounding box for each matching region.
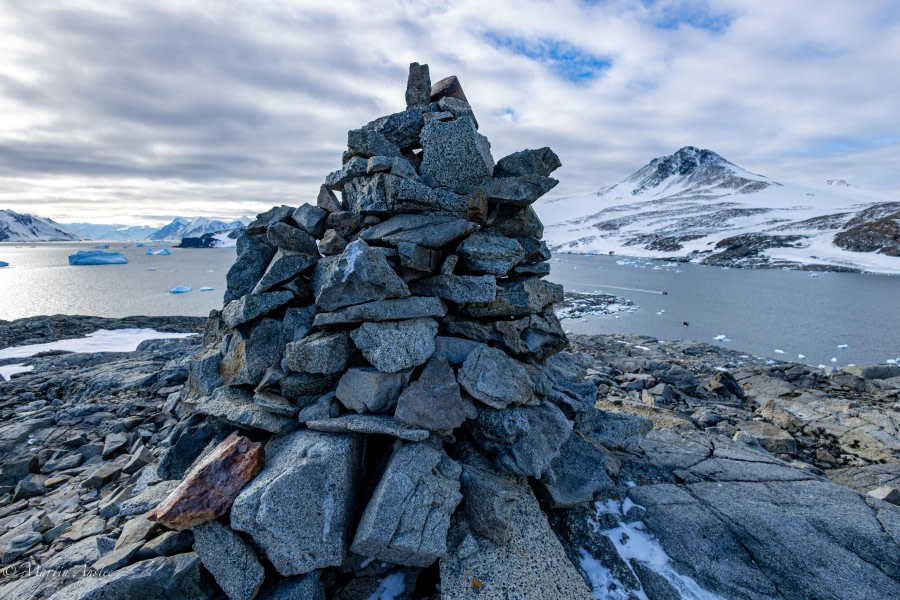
[147,216,250,241]
[64,223,158,241]
[536,147,900,274]
[0,210,80,242]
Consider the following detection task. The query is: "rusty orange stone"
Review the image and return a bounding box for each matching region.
[148,431,264,530]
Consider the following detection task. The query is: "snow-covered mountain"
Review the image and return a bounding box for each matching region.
[536,147,900,274]
[0,210,80,242]
[63,223,158,241]
[147,216,250,241]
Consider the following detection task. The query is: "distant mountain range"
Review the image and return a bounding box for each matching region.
[0,210,79,242]
[64,223,159,241]
[536,146,900,274]
[146,216,250,241]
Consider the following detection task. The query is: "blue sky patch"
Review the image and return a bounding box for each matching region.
[483,31,612,83]
[647,0,733,32]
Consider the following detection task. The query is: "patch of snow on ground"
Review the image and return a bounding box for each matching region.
[0,364,34,380]
[0,329,196,360]
[583,499,726,600]
[366,572,405,600]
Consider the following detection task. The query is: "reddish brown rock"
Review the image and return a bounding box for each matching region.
[148,432,264,530]
[430,75,469,104]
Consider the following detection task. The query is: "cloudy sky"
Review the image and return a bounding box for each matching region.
[0,0,898,226]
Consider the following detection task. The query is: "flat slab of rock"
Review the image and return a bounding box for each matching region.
[148,432,263,530]
[315,239,410,312]
[306,415,430,442]
[419,116,493,194]
[538,433,614,508]
[194,387,298,434]
[409,274,497,304]
[194,521,265,600]
[457,345,535,408]
[231,430,359,576]
[350,317,438,373]
[478,175,559,206]
[493,147,562,177]
[343,173,471,215]
[359,214,478,249]
[222,291,294,328]
[440,473,592,600]
[285,331,351,374]
[461,279,563,318]
[456,231,524,276]
[352,442,462,566]
[313,296,446,328]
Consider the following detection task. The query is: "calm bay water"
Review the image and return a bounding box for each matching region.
[1,242,898,368]
[0,242,236,319]
[548,254,900,368]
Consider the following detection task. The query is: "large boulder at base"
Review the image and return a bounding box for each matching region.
[230,430,360,576]
[352,442,462,566]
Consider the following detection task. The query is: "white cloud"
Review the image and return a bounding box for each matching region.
[0,0,897,224]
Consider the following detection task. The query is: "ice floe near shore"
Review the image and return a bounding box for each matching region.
[67,250,128,265]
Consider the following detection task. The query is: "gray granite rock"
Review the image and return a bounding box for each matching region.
[195,387,298,434]
[479,175,558,206]
[247,205,295,234]
[193,521,265,600]
[360,213,478,249]
[456,231,524,276]
[343,173,471,215]
[458,464,518,545]
[253,390,299,417]
[326,211,364,239]
[220,318,283,386]
[352,442,462,566]
[231,430,359,576]
[457,345,535,409]
[440,474,592,600]
[493,147,562,177]
[44,535,116,570]
[297,393,341,423]
[324,156,369,191]
[279,372,339,401]
[317,185,343,213]
[306,415,430,442]
[362,104,439,152]
[487,204,544,238]
[538,433,614,508]
[396,242,440,273]
[257,573,325,600]
[225,231,277,304]
[313,296,446,328]
[574,408,652,451]
[419,116,493,194]
[395,357,476,431]
[335,367,412,413]
[292,203,328,238]
[285,331,351,375]
[350,318,438,373]
[461,278,563,318]
[443,312,567,359]
[252,250,317,294]
[432,336,482,365]
[222,291,294,328]
[409,273,496,304]
[46,553,211,600]
[318,229,348,256]
[266,221,319,255]
[315,239,410,312]
[470,402,572,478]
[406,62,431,108]
[347,127,403,159]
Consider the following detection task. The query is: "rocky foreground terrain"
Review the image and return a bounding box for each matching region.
[1,317,898,599]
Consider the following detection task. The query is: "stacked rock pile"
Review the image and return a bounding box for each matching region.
[148,63,650,599]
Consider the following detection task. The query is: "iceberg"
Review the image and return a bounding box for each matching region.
[169,286,193,294]
[199,287,215,291]
[135,242,145,247]
[0,261,8,268]
[68,251,128,266]
[93,243,110,249]
[837,343,849,349]
[146,248,172,255]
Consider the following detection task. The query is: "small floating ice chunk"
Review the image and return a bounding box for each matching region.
[93,243,110,249]
[146,248,172,255]
[713,335,729,342]
[68,251,128,266]
[798,354,806,359]
[765,359,776,365]
[169,286,192,294]
[0,261,8,268]
[199,287,215,292]
[817,364,827,369]
[837,344,848,349]
[135,242,145,247]
[774,349,785,354]
[830,357,837,363]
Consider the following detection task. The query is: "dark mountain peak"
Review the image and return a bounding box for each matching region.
[626,146,770,196]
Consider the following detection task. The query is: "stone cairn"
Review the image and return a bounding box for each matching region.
[148,63,650,599]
